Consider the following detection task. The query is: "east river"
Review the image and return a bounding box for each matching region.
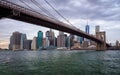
[0,50,120,75]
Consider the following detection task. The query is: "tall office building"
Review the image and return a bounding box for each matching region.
[12,32,22,50]
[85,25,90,34]
[69,34,75,47]
[42,38,49,48]
[37,31,43,49]
[46,29,55,47]
[95,25,100,33]
[57,31,66,47]
[20,34,27,49]
[80,37,84,44]
[65,34,69,47]
[31,37,37,50]
[26,40,32,50]
[9,35,14,50]
[116,40,119,47]
[85,25,90,46]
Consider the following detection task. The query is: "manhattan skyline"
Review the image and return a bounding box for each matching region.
[0,0,120,48]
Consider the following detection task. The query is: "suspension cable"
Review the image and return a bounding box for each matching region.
[31,0,57,19]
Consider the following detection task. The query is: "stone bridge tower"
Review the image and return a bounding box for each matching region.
[96,32,106,50]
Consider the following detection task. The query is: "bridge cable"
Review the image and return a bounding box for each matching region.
[31,0,57,19]
[19,0,80,30]
[44,0,79,29]
[19,0,35,10]
[19,0,58,20]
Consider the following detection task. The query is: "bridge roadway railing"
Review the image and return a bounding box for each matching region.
[0,0,79,31]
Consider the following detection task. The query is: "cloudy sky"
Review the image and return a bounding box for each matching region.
[0,0,120,48]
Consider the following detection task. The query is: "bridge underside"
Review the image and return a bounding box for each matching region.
[0,5,111,49]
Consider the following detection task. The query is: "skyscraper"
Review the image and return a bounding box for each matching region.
[95,25,100,33]
[69,34,75,47]
[46,29,55,47]
[37,31,43,49]
[85,25,90,46]
[57,31,66,47]
[12,32,22,50]
[80,37,84,44]
[20,34,27,50]
[31,37,37,50]
[9,35,14,50]
[26,40,32,50]
[85,25,90,34]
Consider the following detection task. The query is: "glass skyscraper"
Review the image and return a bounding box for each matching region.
[37,31,43,49]
[20,34,27,49]
[85,25,90,34]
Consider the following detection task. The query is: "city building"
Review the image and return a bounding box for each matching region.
[46,29,55,47]
[85,25,90,34]
[20,34,27,50]
[84,25,90,47]
[116,40,119,47]
[11,32,22,50]
[43,37,49,48]
[65,34,69,48]
[9,35,14,50]
[37,31,43,50]
[95,25,100,33]
[71,40,81,49]
[57,31,66,47]
[31,37,37,50]
[26,40,32,50]
[69,34,75,47]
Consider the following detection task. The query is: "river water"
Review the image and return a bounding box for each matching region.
[0,50,120,75]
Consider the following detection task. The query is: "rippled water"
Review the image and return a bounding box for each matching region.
[0,50,120,75]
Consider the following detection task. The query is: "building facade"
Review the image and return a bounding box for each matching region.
[85,25,90,34]
[37,31,43,49]
[31,37,37,50]
[12,32,22,50]
[46,29,55,47]
[20,34,27,50]
[57,31,66,47]
[26,40,32,50]
[95,25,100,33]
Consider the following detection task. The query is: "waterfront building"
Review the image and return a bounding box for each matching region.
[57,31,66,47]
[26,40,32,50]
[37,31,43,49]
[46,29,55,47]
[69,34,75,47]
[71,40,81,49]
[20,34,27,50]
[65,34,69,48]
[31,37,37,50]
[12,32,22,50]
[116,40,119,47]
[9,35,14,50]
[82,41,89,48]
[43,37,49,48]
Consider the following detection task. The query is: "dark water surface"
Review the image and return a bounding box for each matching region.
[0,50,120,75]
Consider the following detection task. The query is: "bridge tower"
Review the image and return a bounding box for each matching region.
[96,32,106,50]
